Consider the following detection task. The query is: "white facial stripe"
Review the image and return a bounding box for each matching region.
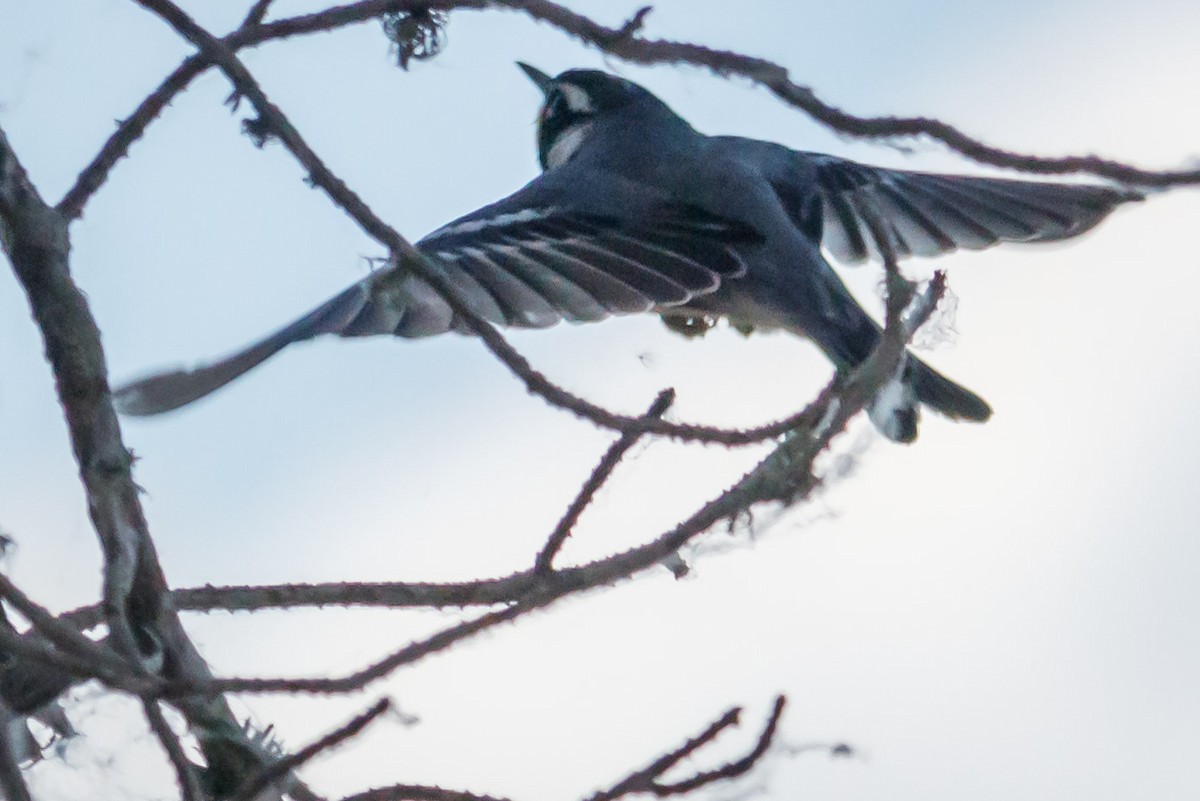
[546,121,592,170]
[558,83,594,114]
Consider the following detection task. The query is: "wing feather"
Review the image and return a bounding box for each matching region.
[790,151,1142,264]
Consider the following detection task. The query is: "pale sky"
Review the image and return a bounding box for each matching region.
[2,1,1199,799]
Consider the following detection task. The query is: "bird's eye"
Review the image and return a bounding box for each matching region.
[542,91,565,121]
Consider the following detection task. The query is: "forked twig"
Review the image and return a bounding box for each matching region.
[230,699,391,801]
[588,697,786,801]
[536,389,676,572]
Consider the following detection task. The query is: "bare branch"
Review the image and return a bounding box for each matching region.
[0,574,135,681]
[342,786,512,801]
[84,223,922,705]
[588,707,741,801]
[536,389,675,573]
[0,699,33,801]
[0,124,157,665]
[56,58,201,219]
[230,699,390,801]
[428,310,830,444]
[191,0,1200,187]
[178,375,886,698]
[68,0,1138,450]
[12,2,1019,799]
[4,101,323,801]
[64,0,1194,220]
[58,3,457,219]
[334,698,781,801]
[144,700,203,801]
[242,0,277,28]
[0,625,92,714]
[196,602,533,696]
[605,5,653,43]
[651,697,786,796]
[507,0,1198,187]
[588,697,786,801]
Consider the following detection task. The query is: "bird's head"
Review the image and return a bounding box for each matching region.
[517,63,651,171]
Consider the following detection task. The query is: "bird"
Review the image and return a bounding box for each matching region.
[113,63,1142,442]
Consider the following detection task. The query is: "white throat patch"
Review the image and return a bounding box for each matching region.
[546,121,593,170]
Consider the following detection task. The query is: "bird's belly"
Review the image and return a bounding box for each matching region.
[657,288,794,339]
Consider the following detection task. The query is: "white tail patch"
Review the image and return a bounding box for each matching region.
[868,360,918,442]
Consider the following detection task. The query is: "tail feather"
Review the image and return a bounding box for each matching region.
[816,312,992,442]
[907,355,992,423]
[864,355,990,444]
[113,284,368,416]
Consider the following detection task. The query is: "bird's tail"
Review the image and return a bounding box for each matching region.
[866,352,992,443]
[112,283,369,416]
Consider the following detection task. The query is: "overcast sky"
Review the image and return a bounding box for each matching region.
[3,1,1200,799]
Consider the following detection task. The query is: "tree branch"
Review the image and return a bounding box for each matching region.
[144,699,202,801]
[650,697,785,796]
[4,108,321,801]
[62,0,1194,221]
[341,786,511,801]
[241,0,277,28]
[0,574,136,682]
[196,602,534,695]
[231,699,390,801]
[508,0,1198,187]
[536,389,675,573]
[588,696,786,801]
[177,321,918,697]
[0,699,33,801]
[0,125,154,664]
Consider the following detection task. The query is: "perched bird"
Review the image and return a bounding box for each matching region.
[114,64,1141,441]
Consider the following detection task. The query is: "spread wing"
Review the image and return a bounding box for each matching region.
[380,200,761,337]
[800,153,1143,264]
[114,185,762,416]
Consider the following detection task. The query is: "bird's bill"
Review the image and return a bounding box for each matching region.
[516,62,555,96]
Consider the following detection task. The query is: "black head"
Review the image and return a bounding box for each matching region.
[517,63,653,171]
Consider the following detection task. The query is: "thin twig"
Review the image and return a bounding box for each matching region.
[604,5,653,42]
[588,697,786,801]
[229,698,391,801]
[144,700,202,801]
[178,367,883,699]
[0,574,135,680]
[193,602,534,696]
[241,0,276,28]
[62,0,1196,220]
[536,389,675,573]
[588,708,741,801]
[57,58,205,219]
[0,624,156,705]
[7,3,948,799]
[341,786,512,801]
[652,697,786,796]
[102,190,919,708]
[508,0,1200,187]
[170,358,903,699]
